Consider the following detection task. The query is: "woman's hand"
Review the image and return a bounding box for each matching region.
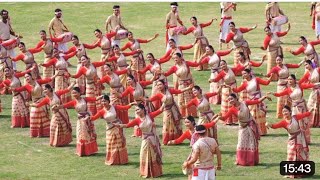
[251,24,257,30]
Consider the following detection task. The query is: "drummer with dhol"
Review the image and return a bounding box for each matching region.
[265,2,288,33]
[48,8,72,52]
[0,9,22,71]
[105,5,128,47]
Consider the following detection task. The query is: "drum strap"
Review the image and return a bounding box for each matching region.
[57,18,69,32]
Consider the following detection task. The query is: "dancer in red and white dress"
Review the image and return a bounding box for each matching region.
[298,60,320,127]
[98,64,129,123]
[185,85,219,140]
[58,87,99,156]
[93,29,117,78]
[64,35,98,94]
[289,36,320,67]
[32,83,75,147]
[13,73,59,137]
[268,74,319,144]
[219,93,270,166]
[90,95,132,165]
[221,22,257,66]
[138,53,170,110]
[32,30,64,86]
[260,24,290,80]
[163,53,199,118]
[232,69,271,136]
[40,48,76,104]
[199,45,232,104]
[209,60,244,125]
[11,42,42,80]
[121,32,158,81]
[71,55,106,115]
[1,67,33,127]
[266,55,302,118]
[266,105,309,178]
[182,17,214,70]
[106,44,140,87]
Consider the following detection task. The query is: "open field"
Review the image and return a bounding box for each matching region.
[0,2,319,180]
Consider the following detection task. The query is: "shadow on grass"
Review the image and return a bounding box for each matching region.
[0,114,11,119]
[263,133,288,137]
[127,161,140,167]
[128,152,140,156]
[308,175,320,179]
[91,152,106,157]
[257,162,279,168]
[309,142,320,147]
[221,150,235,155]
[160,173,185,179]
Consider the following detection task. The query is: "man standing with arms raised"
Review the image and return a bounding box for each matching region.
[105,5,128,47]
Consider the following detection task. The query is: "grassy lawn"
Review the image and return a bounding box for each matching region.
[0,2,320,180]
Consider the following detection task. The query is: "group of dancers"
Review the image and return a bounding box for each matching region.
[0,2,319,179]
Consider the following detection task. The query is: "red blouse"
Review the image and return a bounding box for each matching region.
[31,37,64,51]
[232,78,271,93]
[64,43,98,54]
[182,21,213,35]
[96,32,117,47]
[271,112,312,129]
[41,51,77,67]
[90,105,132,121]
[262,31,288,49]
[35,89,70,108]
[291,39,320,55]
[14,78,53,93]
[274,84,315,97]
[99,69,128,84]
[125,109,163,128]
[186,93,218,108]
[121,81,153,97]
[11,48,43,62]
[225,27,251,43]
[160,44,194,60]
[107,50,139,62]
[72,62,105,78]
[138,56,171,74]
[121,39,149,51]
[212,66,244,82]
[164,61,199,77]
[222,100,261,119]
[298,68,320,84]
[62,97,97,108]
[267,64,300,77]
[200,49,233,64]
[149,88,183,101]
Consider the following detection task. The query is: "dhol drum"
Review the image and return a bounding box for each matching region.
[115,29,128,40]
[3,38,20,50]
[173,26,187,35]
[316,12,320,21]
[58,32,73,43]
[271,15,288,26]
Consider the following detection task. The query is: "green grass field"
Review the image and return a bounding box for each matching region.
[0,2,320,180]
